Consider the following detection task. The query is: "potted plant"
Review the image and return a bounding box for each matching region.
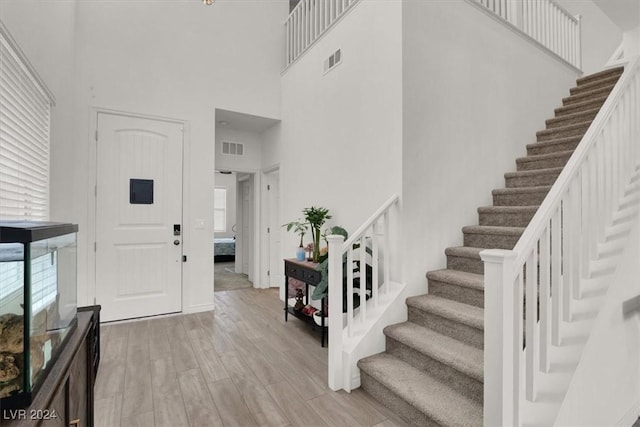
[303,206,332,262]
[282,219,308,261]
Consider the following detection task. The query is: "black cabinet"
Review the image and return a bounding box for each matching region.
[284,259,327,346]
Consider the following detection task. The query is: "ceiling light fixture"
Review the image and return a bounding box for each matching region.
[203,0,214,5]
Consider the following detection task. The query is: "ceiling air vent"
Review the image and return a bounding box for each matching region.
[222,141,244,156]
[323,48,342,74]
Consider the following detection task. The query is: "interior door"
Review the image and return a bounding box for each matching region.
[267,169,282,287]
[95,112,183,322]
[241,179,252,276]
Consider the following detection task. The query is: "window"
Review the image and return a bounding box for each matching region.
[0,22,54,220]
[0,22,55,309]
[214,188,227,232]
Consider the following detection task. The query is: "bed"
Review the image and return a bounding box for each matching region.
[214,237,236,262]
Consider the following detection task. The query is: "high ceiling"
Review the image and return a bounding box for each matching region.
[594,0,639,31]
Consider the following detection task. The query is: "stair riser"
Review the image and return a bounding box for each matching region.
[546,109,598,129]
[463,232,520,249]
[493,191,548,206]
[478,210,534,227]
[428,279,484,309]
[563,86,615,106]
[506,172,561,188]
[555,98,606,117]
[570,77,619,95]
[527,139,580,156]
[360,373,440,427]
[576,69,623,86]
[447,255,484,275]
[516,155,571,171]
[386,338,483,405]
[537,125,589,142]
[407,307,484,350]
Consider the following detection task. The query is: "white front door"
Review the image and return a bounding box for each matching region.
[266,169,282,287]
[95,112,183,322]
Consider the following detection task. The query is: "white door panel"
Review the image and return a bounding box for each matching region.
[95,113,183,322]
[267,170,282,287]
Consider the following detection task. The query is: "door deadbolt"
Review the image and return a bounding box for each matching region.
[174,240,180,246]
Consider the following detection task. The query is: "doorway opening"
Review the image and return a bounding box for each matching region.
[213,170,257,291]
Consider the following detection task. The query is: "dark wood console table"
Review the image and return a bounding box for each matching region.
[1,307,101,427]
[284,258,327,347]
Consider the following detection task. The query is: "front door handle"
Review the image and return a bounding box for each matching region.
[174,240,180,246]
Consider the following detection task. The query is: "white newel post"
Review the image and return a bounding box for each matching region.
[327,234,345,391]
[481,249,518,427]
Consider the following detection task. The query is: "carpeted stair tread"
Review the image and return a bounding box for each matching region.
[545,107,600,128]
[516,150,573,167]
[445,246,483,261]
[445,246,485,274]
[554,95,608,117]
[462,225,524,249]
[478,205,539,214]
[570,73,621,94]
[575,66,624,86]
[492,185,551,206]
[506,167,563,187]
[406,294,484,331]
[477,205,539,227]
[462,225,524,236]
[384,322,484,382]
[358,354,483,427]
[562,84,617,105]
[426,269,484,291]
[536,121,591,141]
[526,135,582,155]
[492,185,551,198]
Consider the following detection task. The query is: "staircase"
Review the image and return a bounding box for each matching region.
[357,66,625,427]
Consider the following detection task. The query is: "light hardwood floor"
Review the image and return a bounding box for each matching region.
[94,287,410,427]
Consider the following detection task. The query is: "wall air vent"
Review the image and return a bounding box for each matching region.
[323,48,342,74]
[222,141,244,156]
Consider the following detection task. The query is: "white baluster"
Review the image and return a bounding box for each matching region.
[383,211,390,295]
[481,249,518,427]
[347,247,354,336]
[359,235,367,323]
[576,15,582,69]
[327,234,345,391]
[551,206,562,346]
[562,194,573,322]
[372,221,379,308]
[570,176,582,299]
[525,247,539,401]
[539,223,551,372]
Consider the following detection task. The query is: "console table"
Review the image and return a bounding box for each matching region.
[284,258,327,346]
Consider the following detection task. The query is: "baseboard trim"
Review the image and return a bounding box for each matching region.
[183,304,215,314]
[350,371,361,391]
[617,400,640,426]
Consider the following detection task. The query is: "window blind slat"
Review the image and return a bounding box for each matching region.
[0,26,51,221]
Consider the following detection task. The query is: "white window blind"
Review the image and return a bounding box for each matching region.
[0,21,54,220]
[214,188,227,232]
[0,21,56,312]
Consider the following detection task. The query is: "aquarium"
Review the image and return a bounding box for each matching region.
[0,221,78,408]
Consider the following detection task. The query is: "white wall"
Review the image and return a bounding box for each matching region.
[402,0,580,296]
[69,0,286,311]
[215,127,263,172]
[214,173,237,239]
[555,217,640,426]
[261,123,282,170]
[0,1,77,224]
[279,0,403,259]
[555,0,623,74]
